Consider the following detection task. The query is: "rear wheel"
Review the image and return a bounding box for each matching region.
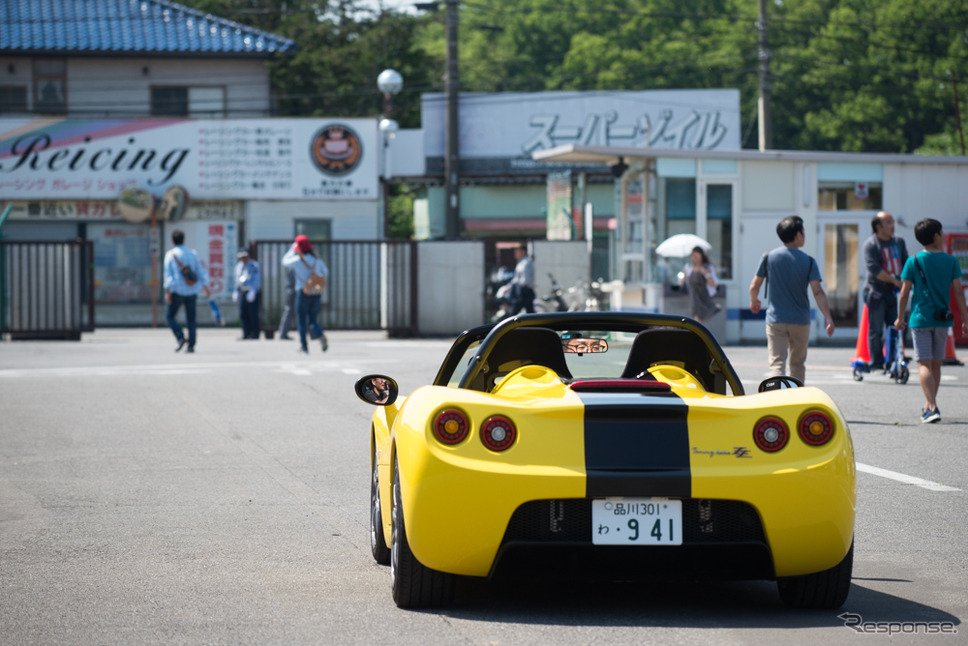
[370,458,390,564]
[777,541,853,609]
[390,458,455,608]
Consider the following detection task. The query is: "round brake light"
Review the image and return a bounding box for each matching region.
[481,416,516,451]
[753,416,789,452]
[799,411,834,446]
[433,409,469,445]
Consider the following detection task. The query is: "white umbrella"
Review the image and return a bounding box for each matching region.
[655,233,712,258]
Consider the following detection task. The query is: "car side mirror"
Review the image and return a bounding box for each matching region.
[355,374,399,406]
[758,376,804,392]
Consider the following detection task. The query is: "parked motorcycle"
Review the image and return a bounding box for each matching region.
[565,278,606,312]
[534,273,569,314]
[490,273,568,322]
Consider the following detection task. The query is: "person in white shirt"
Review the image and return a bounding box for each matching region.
[233,248,262,340]
[162,229,209,353]
[507,245,535,315]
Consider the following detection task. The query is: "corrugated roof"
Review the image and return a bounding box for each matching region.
[0,0,297,57]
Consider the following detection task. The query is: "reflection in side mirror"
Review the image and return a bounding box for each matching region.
[354,374,399,406]
[561,338,608,354]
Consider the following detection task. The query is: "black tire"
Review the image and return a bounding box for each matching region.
[852,369,863,382]
[777,541,853,609]
[896,366,910,384]
[370,458,390,565]
[390,458,455,609]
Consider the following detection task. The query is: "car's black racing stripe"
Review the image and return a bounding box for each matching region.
[578,391,690,498]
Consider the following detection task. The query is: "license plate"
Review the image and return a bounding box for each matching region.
[591,498,683,545]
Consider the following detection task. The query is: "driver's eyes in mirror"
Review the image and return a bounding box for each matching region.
[562,338,606,353]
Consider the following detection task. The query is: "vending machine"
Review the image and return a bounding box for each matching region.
[946,232,968,346]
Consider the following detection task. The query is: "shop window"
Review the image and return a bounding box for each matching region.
[152,87,188,116]
[89,223,153,303]
[706,184,732,279]
[295,220,331,241]
[823,223,859,327]
[0,86,28,112]
[818,181,882,210]
[33,59,66,114]
[666,178,696,220]
[152,86,225,117]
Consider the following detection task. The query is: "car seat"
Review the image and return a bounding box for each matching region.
[620,327,723,393]
[476,326,572,391]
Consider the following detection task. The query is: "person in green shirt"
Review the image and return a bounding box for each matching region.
[895,219,968,424]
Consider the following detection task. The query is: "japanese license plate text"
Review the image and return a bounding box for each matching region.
[591,498,683,545]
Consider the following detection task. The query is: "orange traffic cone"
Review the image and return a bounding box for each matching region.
[943,327,963,366]
[851,304,871,368]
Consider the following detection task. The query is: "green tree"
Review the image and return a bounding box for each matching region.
[181,0,968,153]
[182,0,438,126]
[768,0,968,152]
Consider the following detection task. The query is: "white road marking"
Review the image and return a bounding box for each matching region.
[857,463,961,492]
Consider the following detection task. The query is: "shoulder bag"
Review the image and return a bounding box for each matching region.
[173,254,198,285]
[301,255,327,295]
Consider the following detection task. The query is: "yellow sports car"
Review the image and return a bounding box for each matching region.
[355,312,855,609]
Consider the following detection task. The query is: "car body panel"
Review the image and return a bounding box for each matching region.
[362,313,855,586]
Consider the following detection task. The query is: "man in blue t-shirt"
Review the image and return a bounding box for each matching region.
[749,215,836,384]
[895,218,968,424]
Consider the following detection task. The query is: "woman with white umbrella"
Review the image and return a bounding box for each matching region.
[679,246,722,323]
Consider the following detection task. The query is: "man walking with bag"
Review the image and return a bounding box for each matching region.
[895,218,968,423]
[163,229,209,353]
[749,215,836,384]
[282,235,329,354]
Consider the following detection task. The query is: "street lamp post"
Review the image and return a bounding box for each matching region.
[377,69,403,239]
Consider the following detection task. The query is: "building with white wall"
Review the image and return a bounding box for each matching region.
[0,1,385,326]
[535,144,968,346]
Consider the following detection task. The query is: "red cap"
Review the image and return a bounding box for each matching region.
[294,235,312,253]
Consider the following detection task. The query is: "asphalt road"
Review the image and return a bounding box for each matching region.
[1,327,966,645]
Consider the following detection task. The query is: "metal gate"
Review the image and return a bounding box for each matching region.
[254,239,417,336]
[0,240,95,340]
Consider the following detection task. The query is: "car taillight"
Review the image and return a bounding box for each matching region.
[798,411,834,446]
[433,409,469,445]
[753,416,789,452]
[480,416,516,451]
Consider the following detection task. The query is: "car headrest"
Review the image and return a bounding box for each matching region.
[621,327,717,391]
[483,326,572,384]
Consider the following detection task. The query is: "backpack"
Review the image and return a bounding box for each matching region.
[174,255,198,286]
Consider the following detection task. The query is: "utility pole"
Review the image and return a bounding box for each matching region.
[444,0,461,239]
[757,0,773,151]
[951,70,966,155]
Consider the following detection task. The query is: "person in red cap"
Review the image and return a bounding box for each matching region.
[282,235,329,353]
